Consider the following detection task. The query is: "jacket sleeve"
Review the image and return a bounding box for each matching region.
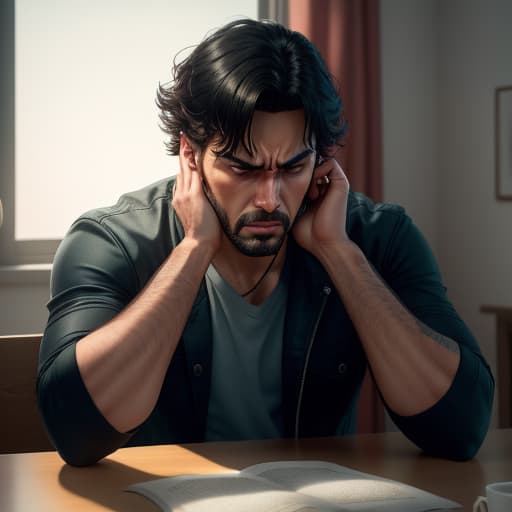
[376,209,495,461]
[37,217,139,466]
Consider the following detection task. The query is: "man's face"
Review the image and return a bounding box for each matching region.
[198,109,316,257]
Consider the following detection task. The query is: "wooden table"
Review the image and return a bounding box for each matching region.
[1,430,511,511]
[481,305,512,427]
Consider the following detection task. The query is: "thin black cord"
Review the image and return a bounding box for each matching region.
[240,250,280,297]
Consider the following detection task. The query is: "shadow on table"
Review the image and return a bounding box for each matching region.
[58,453,353,512]
[59,459,164,511]
[56,437,318,512]
[57,435,487,512]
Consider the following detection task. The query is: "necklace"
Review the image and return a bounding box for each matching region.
[240,250,280,297]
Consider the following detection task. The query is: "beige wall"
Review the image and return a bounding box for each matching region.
[381,0,438,254]
[381,0,512,427]
[437,0,512,425]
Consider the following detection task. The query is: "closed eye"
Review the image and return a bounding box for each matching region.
[231,165,304,176]
[282,165,305,175]
[230,166,251,176]
[215,148,315,176]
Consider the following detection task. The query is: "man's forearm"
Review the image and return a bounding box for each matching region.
[76,238,215,433]
[317,241,460,416]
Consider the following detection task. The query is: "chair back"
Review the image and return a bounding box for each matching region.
[0,334,54,453]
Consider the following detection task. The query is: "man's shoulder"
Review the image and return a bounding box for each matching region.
[77,178,174,226]
[55,177,179,289]
[345,191,416,266]
[346,190,407,232]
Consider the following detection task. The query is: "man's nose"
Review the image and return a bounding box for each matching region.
[253,169,281,212]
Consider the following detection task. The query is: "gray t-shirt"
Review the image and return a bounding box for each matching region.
[205,262,288,441]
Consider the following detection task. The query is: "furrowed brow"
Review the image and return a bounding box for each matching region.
[279,149,315,169]
[213,151,264,171]
[214,148,315,171]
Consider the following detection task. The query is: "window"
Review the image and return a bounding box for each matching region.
[0,0,287,267]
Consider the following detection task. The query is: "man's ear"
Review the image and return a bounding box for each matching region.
[180,133,199,170]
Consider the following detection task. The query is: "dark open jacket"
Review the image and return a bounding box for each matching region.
[37,178,494,466]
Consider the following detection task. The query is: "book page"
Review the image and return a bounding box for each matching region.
[127,472,339,512]
[242,461,461,512]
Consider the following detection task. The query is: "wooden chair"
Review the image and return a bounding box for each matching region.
[0,334,54,453]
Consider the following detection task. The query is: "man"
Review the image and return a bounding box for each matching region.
[37,19,494,467]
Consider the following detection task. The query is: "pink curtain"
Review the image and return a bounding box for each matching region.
[288,0,385,433]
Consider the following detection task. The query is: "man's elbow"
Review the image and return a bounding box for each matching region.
[37,387,130,467]
[426,379,494,461]
[55,440,112,467]
[433,433,485,462]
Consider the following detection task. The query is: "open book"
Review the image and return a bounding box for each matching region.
[127,460,461,511]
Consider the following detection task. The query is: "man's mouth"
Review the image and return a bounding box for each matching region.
[243,221,283,234]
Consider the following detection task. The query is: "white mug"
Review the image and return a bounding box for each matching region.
[473,482,512,512]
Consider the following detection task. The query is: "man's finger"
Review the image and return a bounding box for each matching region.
[179,133,194,190]
[316,175,330,186]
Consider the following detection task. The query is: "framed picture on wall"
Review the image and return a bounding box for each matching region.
[495,86,512,200]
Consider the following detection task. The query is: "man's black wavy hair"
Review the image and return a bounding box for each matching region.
[156,18,347,158]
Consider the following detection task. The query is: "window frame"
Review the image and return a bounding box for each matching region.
[0,0,288,268]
